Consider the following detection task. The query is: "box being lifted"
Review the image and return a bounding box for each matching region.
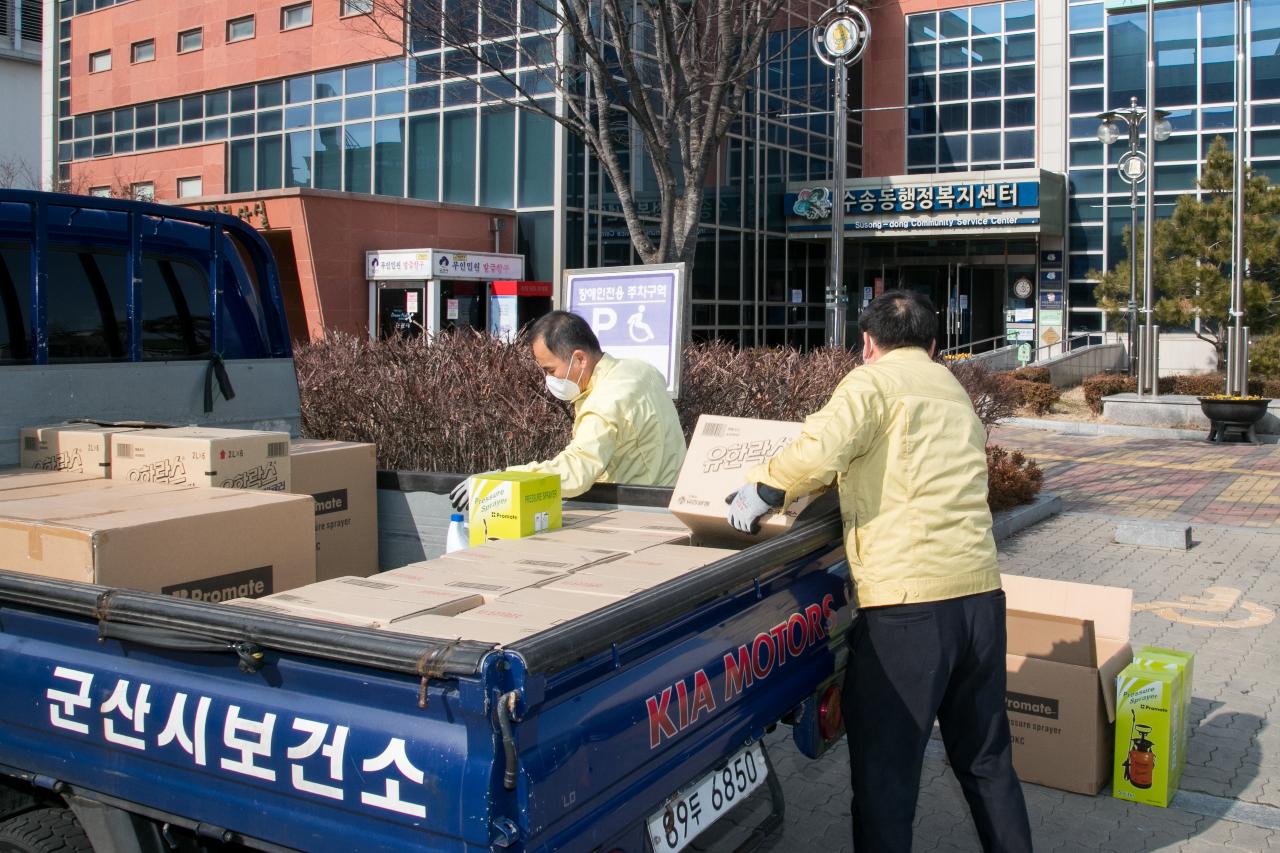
[669,415,822,543]
[20,424,137,478]
[111,427,291,492]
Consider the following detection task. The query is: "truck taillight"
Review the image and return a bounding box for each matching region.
[818,684,843,741]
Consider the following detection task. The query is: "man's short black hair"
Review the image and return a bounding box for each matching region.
[528,310,603,359]
[857,290,938,352]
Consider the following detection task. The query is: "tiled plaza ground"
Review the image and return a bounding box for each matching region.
[708,427,1280,852]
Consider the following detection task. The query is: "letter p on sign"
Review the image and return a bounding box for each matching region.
[592,308,618,332]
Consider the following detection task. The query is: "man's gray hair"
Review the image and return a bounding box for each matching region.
[528,310,603,359]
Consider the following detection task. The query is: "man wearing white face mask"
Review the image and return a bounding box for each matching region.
[450,310,686,507]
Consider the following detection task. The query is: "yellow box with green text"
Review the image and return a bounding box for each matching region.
[1114,663,1184,808]
[467,472,561,546]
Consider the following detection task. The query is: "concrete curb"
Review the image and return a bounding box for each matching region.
[992,492,1063,542]
[1002,417,1280,444]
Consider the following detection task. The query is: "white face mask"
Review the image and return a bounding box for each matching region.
[545,357,585,401]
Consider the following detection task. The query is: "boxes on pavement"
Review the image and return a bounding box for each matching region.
[669,415,822,542]
[20,424,137,478]
[257,575,483,626]
[0,484,314,599]
[289,439,377,581]
[111,427,291,492]
[1002,573,1134,795]
[467,471,561,545]
[1113,663,1184,807]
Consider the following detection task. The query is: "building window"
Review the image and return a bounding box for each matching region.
[281,2,312,30]
[131,40,155,64]
[89,50,112,73]
[177,28,203,53]
[89,186,112,198]
[177,176,203,198]
[227,15,256,43]
[340,0,373,16]
[130,182,155,201]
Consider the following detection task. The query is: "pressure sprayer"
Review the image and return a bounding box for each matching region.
[1123,710,1157,789]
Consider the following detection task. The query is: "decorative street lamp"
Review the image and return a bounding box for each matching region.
[1096,98,1171,379]
[813,4,870,348]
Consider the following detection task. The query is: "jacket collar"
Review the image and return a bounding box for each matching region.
[874,346,934,365]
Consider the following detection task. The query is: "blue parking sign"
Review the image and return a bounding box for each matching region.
[564,263,687,396]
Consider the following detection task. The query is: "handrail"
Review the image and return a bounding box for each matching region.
[938,334,1008,357]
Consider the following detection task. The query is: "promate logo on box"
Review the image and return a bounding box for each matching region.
[1006,691,1060,720]
[313,489,349,515]
[162,566,273,602]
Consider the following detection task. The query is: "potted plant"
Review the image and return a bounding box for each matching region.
[1197,394,1273,442]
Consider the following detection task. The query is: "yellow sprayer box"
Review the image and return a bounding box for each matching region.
[468,472,561,546]
[1131,646,1194,789]
[1114,663,1184,808]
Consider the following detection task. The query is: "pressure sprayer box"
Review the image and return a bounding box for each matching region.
[1002,573,1134,795]
[1112,646,1194,807]
[1113,663,1185,807]
[466,471,561,546]
[668,415,821,543]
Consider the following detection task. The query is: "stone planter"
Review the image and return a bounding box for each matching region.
[1198,397,1272,443]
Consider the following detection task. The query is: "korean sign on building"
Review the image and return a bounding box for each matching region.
[784,170,1064,237]
[365,248,525,281]
[565,263,686,397]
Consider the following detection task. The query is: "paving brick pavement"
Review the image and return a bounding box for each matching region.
[697,430,1280,852]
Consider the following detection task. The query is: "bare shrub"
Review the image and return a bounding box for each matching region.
[948,361,1022,433]
[296,331,572,472]
[986,445,1044,512]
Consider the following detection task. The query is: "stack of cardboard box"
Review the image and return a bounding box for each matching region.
[1,422,377,599]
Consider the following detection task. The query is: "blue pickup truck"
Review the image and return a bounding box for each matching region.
[0,190,852,853]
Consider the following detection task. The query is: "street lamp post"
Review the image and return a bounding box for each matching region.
[813,4,870,348]
[1096,100,1170,382]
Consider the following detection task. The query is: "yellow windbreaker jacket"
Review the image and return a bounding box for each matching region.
[509,354,687,498]
[748,347,999,608]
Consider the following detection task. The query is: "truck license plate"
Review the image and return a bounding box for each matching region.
[646,742,768,853]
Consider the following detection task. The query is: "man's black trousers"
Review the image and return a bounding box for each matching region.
[841,589,1033,852]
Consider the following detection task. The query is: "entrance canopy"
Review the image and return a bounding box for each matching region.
[784,168,1065,240]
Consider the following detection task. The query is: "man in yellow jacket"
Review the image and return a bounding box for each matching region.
[727,291,1031,853]
[451,310,686,503]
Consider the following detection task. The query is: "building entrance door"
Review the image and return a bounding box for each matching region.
[893,263,1005,352]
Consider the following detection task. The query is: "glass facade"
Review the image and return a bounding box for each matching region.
[1066,0,1280,331]
[905,0,1038,173]
[57,4,851,345]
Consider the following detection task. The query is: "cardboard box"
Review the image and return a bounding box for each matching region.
[0,476,191,506]
[456,600,572,631]
[560,508,618,528]
[1131,646,1195,789]
[669,415,821,542]
[579,509,692,539]
[259,576,483,625]
[522,526,684,553]
[384,560,564,602]
[467,471,561,545]
[289,439,377,581]
[384,613,545,644]
[0,467,102,494]
[1113,663,1184,807]
[576,544,738,580]
[543,573,664,599]
[221,597,384,628]
[0,485,315,599]
[449,539,627,572]
[1002,573,1133,795]
[20,424,137,478]
[499,586,616,616]
[111,427,291,492]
